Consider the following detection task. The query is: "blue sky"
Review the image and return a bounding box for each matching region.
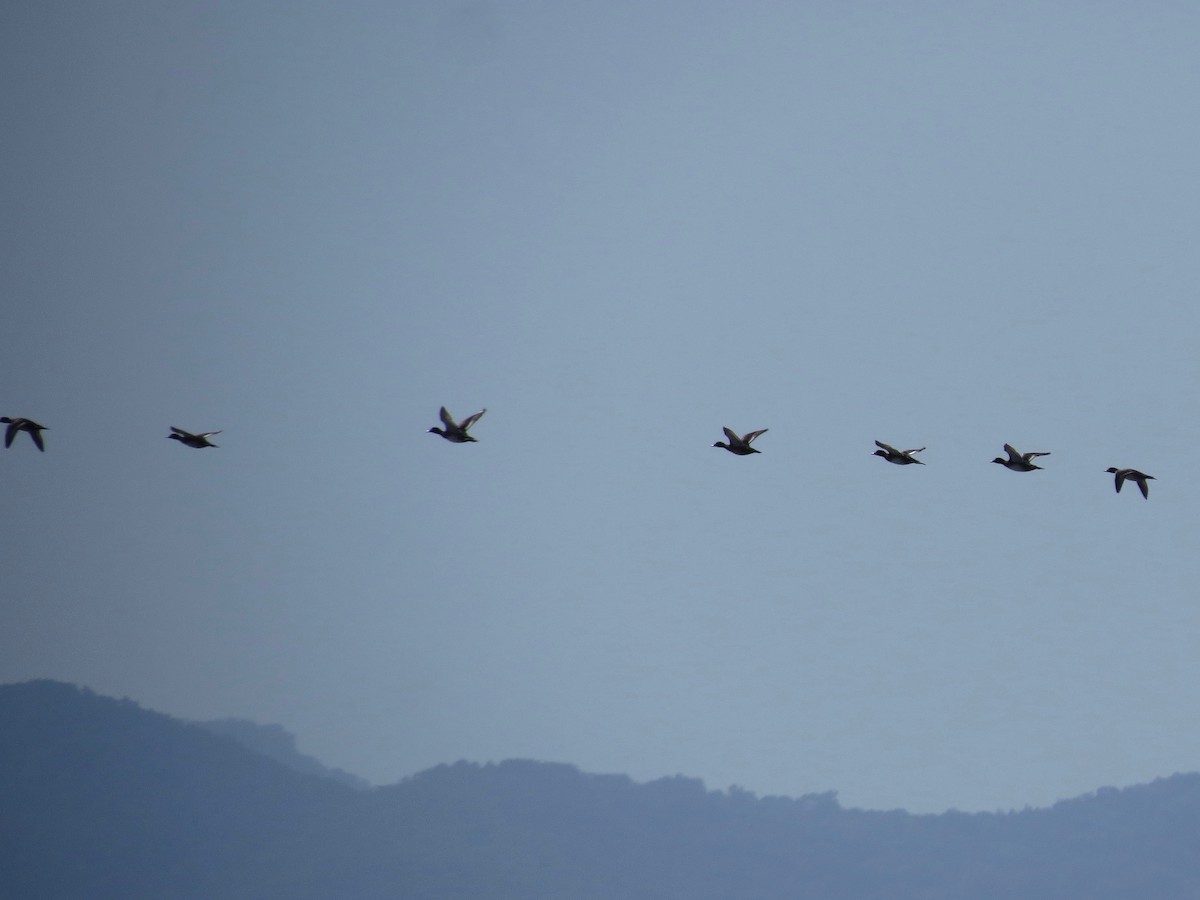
[4,1,1200,813]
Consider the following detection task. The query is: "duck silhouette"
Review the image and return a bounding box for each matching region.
[429,407,486,443]
[167,426,221,448]
[1,417,47,451]
[873,440,925,465]
[713,427,768,456]
[1105,467,1155,499]
[992,443,1049,472]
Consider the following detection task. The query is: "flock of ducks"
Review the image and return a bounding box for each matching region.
[1,418,222,452]
[421,408,1158,500]
[3,408,1158,499]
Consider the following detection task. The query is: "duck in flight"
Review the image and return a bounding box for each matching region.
[429,407,486,443]
[872,440,925,465]
[167,426,221,448]
[713,427,768,456]
[1105,467,1155,499]
[1,417,47,451]
[992,443,1050,472]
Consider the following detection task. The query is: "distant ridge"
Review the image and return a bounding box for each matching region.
[3,679,1200,899]
[193,717,370,790]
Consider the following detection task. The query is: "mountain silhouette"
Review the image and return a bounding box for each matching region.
[193,717,369,791]
[3,679,1200,899]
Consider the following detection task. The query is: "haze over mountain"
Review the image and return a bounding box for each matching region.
[194,717,370,791]
[4,680,1200,899]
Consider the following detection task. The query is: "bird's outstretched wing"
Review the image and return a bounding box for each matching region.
[459,409,486,431]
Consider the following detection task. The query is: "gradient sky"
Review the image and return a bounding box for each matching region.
[5,1,1200,813]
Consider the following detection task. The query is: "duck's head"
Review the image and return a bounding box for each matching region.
[872,449,888,458]
[1105,467,1119,474]
[991,457,1006,465]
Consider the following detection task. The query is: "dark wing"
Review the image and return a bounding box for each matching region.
[1113,471,1126,493]
[742,429,768,444]
[1025,451,1051,459]
[30,428,45,451]
[721,427,740,445]
[170,426,193,438]
[438,407,457,429]
[4,421,15,448]
[1003,444,1022,462]
[874,440,898,454]
[458,409,486,431]
[1137,476,1150,499]
[903,447,925,455]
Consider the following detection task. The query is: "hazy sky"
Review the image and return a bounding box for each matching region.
[5,1,1200,814]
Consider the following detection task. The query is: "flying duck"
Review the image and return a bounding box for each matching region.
[1105,467,1155,499]
[167,426,221,448]
[1,417,47,451]
[873,440,925,465]
[713,427,768,455]
[429,407,486,443]
[992,443,1050,472]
